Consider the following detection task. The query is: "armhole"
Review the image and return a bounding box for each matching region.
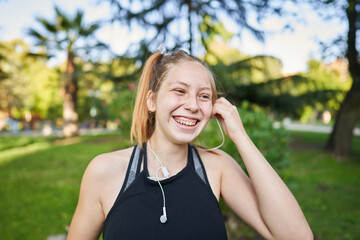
[190,145,210,186]
[119,145,142,195]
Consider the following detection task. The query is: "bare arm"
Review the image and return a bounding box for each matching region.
[67,157,106,240]
[213,97,313,240]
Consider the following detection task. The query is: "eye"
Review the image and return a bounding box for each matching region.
[199,94,211,101]
[173,89,185,94]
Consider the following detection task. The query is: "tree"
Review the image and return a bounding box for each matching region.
[0,40,30,117]
[308,0,360,158]
[103,0,290,56]
[27,6,104,137]
[203,40,346,122]
[0,39,62,124]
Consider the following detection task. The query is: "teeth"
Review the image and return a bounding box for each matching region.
[176,119,196,126]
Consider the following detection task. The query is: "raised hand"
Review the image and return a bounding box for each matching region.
[212,97,246,141]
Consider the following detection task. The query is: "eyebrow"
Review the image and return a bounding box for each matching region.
[171,81,212,91]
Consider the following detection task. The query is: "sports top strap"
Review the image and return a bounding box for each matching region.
[122,144,208,192]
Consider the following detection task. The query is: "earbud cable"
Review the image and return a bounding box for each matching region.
[208,118,225,151]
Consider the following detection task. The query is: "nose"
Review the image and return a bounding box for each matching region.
[184,95,199,112]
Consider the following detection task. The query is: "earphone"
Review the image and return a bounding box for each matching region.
[147,118,224,224]
[147,142,169,224]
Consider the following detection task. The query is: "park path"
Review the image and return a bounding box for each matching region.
[282,122,360,136]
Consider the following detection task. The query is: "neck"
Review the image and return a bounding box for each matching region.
[147,136,188,174]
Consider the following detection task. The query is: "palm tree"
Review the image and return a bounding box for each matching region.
[28,6,103,137]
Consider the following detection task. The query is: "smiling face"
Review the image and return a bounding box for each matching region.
[147,61,214,144]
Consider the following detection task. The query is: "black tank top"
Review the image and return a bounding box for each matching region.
[103,144,228,240]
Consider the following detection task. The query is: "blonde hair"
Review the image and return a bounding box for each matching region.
[130,50,217,146]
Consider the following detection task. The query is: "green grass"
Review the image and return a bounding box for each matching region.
[0,131,359,239]
[0,135,61,151]
[288,131,360,240]
[0,133,130,240]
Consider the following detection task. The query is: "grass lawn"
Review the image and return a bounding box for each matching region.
[0,131,359,239]
[0,133,131,240]
[288,131,360,240]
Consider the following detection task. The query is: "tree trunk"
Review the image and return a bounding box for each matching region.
[325,0,360,158]
[62,51,79,137]
[325,88,360,158]
[186,0,193,54]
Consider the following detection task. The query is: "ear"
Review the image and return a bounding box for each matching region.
[146,90,156,112]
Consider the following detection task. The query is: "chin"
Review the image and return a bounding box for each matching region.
[171,123,207,144]
[172,135,198,145]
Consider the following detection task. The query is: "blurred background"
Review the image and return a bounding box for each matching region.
[0,0,359,239]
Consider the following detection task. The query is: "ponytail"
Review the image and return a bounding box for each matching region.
[131,53,162,145]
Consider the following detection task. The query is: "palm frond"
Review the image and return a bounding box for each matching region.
[27,29,48,43]
[79,24,100,36]
[37,17,57,33]
[74,10,84,28]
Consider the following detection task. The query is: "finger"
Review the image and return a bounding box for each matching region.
[215,97,233,107]
[212,102,233,118]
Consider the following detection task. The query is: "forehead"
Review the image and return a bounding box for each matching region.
[164,61,213,88]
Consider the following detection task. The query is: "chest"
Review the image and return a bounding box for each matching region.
[103,171,227,240]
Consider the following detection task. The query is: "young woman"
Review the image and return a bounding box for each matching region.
[67,47,313,240]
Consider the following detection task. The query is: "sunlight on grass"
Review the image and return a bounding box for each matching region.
[0,141,53,165]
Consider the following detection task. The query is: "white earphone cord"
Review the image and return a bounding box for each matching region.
[147,141,168,223]
[156,167,166,208]
[207,118,225,151]
[148,142,165,168]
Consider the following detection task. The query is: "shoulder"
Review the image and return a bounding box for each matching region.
[195,146,246,180]
[82,146,136,188]
[86,146,135,178]
[193,146,239,199]
[195,147,235,169]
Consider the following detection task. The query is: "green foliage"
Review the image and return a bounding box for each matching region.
[0,39,62,120]
[28,6,101,57]
[25,60,62,120]
[301,59,351,119]
[0,40,31,112]
[239,102,291,177]
[211,41,350,121]
[76,57,138,127]
[206,40,283,85]
[104,0,287,54]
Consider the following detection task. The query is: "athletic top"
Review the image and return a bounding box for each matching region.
[102,144,228,240]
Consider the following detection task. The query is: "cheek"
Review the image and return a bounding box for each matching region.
[157,93,183,111]
[201,102,213,119]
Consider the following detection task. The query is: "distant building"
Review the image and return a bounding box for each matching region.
[324,57,349,82]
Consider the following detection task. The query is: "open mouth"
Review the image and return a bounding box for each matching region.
[173,116,199,127]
